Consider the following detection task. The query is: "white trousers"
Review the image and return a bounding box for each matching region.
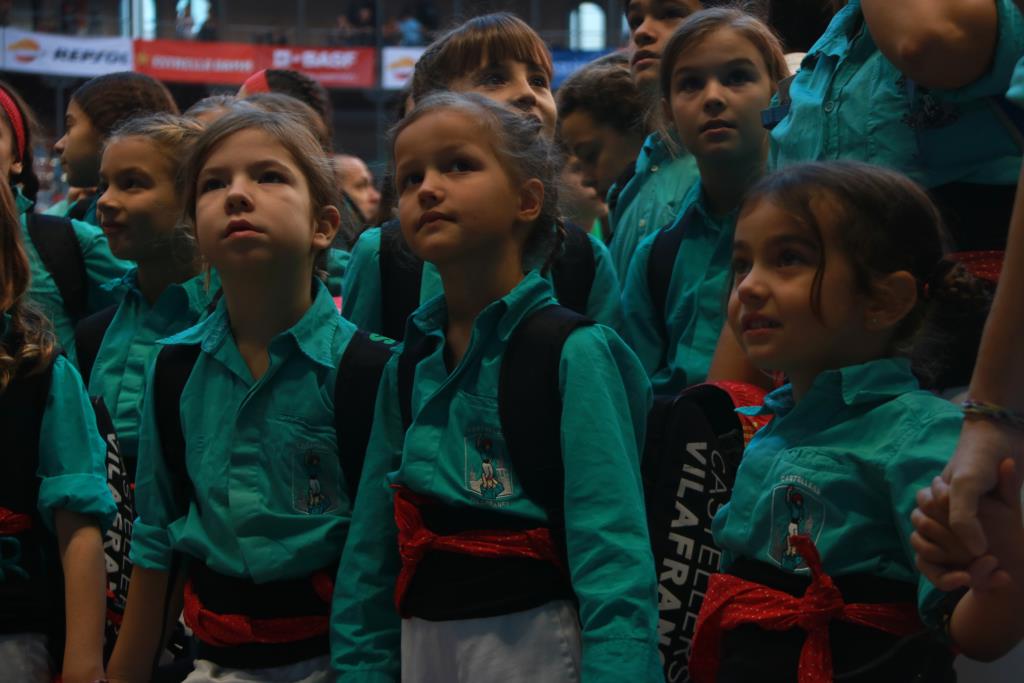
[401,600,582,683]
[0,633,51,683]
[183,654,330,683]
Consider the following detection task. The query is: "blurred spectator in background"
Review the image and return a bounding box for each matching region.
[397,5,425,46]
[334,154,381,226]
[176,4,195,38]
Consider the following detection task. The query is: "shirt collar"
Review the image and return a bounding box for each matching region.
[102,267,141,294]
[408,270,558,345]
[161,279,339,369]
[14,187,32,216]
[738,357,921,418]
[807,0,861,59]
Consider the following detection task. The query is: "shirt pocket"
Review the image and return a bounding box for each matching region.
[756,447,882,572]
[447,391,518,505]
[263,414,343,516]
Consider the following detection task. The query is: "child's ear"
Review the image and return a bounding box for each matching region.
[312,205,341,251]
[515,178,544,224]
[9,160,22,176]
[865,270,918,332]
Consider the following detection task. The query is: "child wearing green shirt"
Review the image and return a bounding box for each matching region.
[690,161,1024,682]
[332,92,659,683]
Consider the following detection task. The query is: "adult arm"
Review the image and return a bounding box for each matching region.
[945,153,1024,556]
[861,0,999,89]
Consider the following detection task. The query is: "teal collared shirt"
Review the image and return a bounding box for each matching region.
[712,358,960,624]
[332,271,659,683]
[326,248,351,298]
[621,181,736,395]
[85,269,212,460]
[44,194,99,226]
[606,131,700,278]
[0,313,116,533]
[1007,55,1024,106]
[769,0,1024,187]
[18,191,132,361]
[131,282,362,582]
[342,225,623,332]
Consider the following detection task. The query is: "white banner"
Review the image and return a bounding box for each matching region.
[2,28,132,77]
[382,46,425,90]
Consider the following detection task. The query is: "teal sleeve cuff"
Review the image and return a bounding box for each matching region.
[129,518,174,571]
[1007,56,1024,106]
[36,473,116,534]
[582,637,663,682]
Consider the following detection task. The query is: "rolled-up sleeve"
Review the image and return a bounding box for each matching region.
[36,355,116,533]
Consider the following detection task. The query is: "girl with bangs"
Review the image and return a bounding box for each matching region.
[341,12,624,340]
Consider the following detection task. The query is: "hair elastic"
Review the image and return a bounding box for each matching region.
[0,86,26,163]
[962,398,1024,431]
[241,69,272,95]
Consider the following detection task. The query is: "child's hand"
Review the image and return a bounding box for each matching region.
[911,476,999,591]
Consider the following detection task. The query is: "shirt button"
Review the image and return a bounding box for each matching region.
[650,165,660,173]
[639,219,647,228]
[823,100,836,113]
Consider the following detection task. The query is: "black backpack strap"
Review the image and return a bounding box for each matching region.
[379,219,423,342]
[551,223,596,316]
[498,304,595,522]
[605,159,638,222]
[396,335,439,433]
[26,213,88,321]
[152,344,202,512]
[73,304,118,387]
[333,330,397,499]
[646,206,697,333]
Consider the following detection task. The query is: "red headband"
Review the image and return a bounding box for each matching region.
[241,69,272,95]
[0,87,26,163]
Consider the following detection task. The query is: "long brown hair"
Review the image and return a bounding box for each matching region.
[0,183,57,393]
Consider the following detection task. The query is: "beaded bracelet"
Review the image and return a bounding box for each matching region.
[961,398,1024,431]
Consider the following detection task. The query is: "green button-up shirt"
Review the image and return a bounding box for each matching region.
[1,313,116,533]
[131,282,360,582]
[621,181,736,395]
[769,0,1024,188]
[18,191,131,361]
[342,225,624,334]
[85,269,212,460]
[331,271,659,683]
[712,358,959,624]
[606,131,700,279]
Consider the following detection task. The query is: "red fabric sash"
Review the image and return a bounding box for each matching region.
[392,485,564,617]
[949,250,1001,284]
[689,535,926,683]
[183,571,334,648]
[0,508,31,535]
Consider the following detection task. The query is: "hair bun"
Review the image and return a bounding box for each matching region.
[926,259,993,306]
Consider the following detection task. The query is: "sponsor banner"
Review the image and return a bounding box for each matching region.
[269,46,374,88]
[551,48,616,88]
[3,28,132,77]
[134,39,375,88]
[382,46,425,90]
[133,39,258,85]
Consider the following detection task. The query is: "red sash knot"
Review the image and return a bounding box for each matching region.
[689,535,925,683]
[392,485,564,617]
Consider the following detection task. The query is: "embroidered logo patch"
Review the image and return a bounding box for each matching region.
[767,483,825,572]
[463,428,513,501]
[292,448,339,515]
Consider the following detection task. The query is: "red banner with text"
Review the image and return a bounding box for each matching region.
[133,40,375,89]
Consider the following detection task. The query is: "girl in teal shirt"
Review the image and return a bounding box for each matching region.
[0,79,129,360]
[691,161,1023,681]
[0,182,115,683]
[621,8,788,394]
[332,93,659,682]
[82,114,209,462]
[109,110,358,683]
[342,13,623,336]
